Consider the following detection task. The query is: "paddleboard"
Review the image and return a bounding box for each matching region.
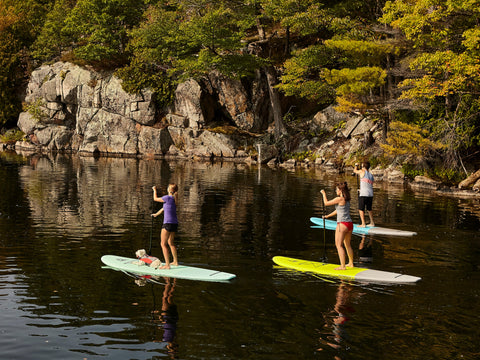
[273,256,421,283]
[310,217,417,236]
[101,255,236,282]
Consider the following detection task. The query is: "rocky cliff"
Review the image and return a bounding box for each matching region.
[13,62,480,194]
[16,62,271,159]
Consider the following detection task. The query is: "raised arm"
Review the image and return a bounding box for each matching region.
[320,189,342,207]
[152,186,165,203]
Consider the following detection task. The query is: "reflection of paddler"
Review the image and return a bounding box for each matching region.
[318,282,355,356]
[358,235,373,263]
[160,277,178,353]
[331,283,354,347]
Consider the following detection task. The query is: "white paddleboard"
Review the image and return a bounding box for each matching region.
[101,255,236,282]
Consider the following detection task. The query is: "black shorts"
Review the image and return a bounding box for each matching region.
[162,223,178,232]
[358,196,373,211]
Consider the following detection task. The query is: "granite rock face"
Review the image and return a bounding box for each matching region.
[17,62,270,158]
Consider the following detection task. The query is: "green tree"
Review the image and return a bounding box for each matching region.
[381,0,480,170]
[0,0,52,127]
[277,27,394,113]
[120,1,267,115]
[31,0,76,62]
[61,0,151,66]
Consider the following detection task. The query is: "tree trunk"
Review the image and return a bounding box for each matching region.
[265,66,287,141]
[252,17,287,142]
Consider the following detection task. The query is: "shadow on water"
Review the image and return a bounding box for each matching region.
[1,152,480,359]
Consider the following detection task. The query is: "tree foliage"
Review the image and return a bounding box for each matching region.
[0,0,51,127]
[61,0,150,65]
[381,0,480,169]
[381,120,443,159]
[0,0,479,172]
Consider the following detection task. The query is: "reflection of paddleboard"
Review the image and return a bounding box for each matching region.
[273,256,421,283]
[310,217,417,236]
[101,255,236,282]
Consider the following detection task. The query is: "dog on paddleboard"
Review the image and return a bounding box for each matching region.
[135,249,162,269]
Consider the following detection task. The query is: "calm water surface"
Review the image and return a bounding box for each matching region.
[0,151,479,360]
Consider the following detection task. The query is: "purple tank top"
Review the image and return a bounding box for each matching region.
[162,195,178,224]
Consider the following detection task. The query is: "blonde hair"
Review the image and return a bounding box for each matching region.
[168,183,178,193]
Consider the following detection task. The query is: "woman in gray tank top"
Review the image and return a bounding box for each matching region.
[320,182,354,270]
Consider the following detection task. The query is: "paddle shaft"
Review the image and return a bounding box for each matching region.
[321,195,327,262]
[148,194,154,254]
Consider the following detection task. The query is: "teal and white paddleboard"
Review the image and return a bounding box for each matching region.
[273,256,421,283]
[101,255,236,282]
[310,217,417,236]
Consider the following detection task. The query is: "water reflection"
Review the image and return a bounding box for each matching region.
[155,277,179,357]
[318,282,358,358]
[129,274,180,358]
[358,235,373,264]
[2,152,480,360]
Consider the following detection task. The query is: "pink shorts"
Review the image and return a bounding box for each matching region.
[339,222,353,231]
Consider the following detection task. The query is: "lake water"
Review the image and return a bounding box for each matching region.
[1,151,479,360]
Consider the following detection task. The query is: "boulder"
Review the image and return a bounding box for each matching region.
[194,130,237,158]
[256,143,278,164]
[473,178,480,192]
[205,70,269,132]
[174,79,207,129]
[313,105,346,132]
[384,167,405,183]
[78,109,138,154]
[458,169,480,189]
[138,126,173,155]
[410,175,441,190]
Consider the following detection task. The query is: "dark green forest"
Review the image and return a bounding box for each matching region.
[1,0,479,180]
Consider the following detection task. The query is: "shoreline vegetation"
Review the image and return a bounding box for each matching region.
[1,1,479,198]
[2,141,479,200]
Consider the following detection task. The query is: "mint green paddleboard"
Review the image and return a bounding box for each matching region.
[101,255,236,282]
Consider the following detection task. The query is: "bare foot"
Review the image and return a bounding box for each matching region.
[358,224,366,228]
[160,264,171,270]
[171,262,178,266]
[335,266,346,270]
[367,223,375,227]
[347,264,354,268]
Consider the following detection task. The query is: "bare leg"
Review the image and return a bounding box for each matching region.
[343,230,354,268]
[168,232,178,266]
[367,210,375,227]
[160,228,171,269]
[358,210,366,227]
[335,224,347,270]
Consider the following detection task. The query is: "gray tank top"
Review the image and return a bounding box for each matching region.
[335,201,352,223]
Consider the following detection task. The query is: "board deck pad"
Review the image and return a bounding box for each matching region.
[273,256,421,283]
[310,217,417,236]
[101,255,236,282]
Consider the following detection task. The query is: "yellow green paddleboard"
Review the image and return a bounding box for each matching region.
[273,256,421,283]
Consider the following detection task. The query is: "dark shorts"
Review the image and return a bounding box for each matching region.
[162,223,178,232]
[358,196,373,211]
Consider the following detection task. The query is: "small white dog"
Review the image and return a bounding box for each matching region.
[135,249,162,269]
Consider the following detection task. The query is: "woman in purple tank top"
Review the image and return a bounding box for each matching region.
[152,184,179,269]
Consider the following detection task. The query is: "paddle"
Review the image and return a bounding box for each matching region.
[148,192,155,254]
[355,163,360,189]
[320,195,327,263]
